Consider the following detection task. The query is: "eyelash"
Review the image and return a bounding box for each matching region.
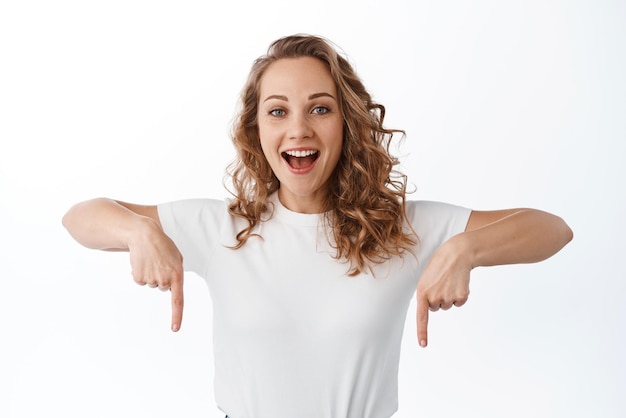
[268,106,330,117]
[312,106,330,115]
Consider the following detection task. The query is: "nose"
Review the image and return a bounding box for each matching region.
[288,112,313,140]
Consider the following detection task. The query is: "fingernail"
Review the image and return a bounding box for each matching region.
[172,323,179,332]
[420,340,427,348]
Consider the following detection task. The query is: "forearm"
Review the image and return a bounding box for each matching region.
[458,209,573,269]
[62,198,156,251]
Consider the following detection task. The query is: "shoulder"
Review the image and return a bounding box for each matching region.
[158,197,227,215]
[405,200,472,239]
[406,200,471,221]
[157,198,231,229]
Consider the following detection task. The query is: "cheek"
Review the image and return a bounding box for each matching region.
[329,123,344,156]
[257,126,270,153]
[252,124,274,165]
[258,134,280,169]
[258,122,276,147]
[258,140,273,165]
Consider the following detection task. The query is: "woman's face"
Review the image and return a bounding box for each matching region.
[257,57,343,213]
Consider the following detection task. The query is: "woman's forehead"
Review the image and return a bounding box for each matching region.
[259,57,337,100]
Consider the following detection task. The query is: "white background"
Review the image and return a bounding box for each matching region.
[1,0,624,417]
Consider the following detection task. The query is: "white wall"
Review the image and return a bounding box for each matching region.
[1,0,624,417]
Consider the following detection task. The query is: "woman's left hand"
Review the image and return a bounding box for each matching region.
[415,207,573,348]
[416,235,472,348]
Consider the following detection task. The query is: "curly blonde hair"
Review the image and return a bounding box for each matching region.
[226,34,416,275]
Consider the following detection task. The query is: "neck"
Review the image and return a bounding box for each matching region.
[277,188,329,214]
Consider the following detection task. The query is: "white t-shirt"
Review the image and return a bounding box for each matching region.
[157,193,471,418]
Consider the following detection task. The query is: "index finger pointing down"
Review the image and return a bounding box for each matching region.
[170,278,184,332]
[416,293,429,348]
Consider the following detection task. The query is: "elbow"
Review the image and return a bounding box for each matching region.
[556,215,574,249]
[61,201,85,236]
[61,208,72,232]
[61,202,79,232]
[564,222,574,245]
[61,207,79,240]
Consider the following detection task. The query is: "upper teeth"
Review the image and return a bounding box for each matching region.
[285,150,317,157]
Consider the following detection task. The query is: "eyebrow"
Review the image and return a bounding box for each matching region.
[263,92,336,102]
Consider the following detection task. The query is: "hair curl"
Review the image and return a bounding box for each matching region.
[226,34,416,275]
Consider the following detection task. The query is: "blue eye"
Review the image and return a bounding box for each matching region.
[312,106,329,115]
[269,109,285,117]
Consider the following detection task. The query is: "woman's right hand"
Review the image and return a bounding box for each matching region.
[63,198,185,332]
[127,217,185,332]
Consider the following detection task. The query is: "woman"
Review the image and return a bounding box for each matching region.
[62,34,572,418]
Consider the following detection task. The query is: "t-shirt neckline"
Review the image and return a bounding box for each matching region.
[270,192,326,227]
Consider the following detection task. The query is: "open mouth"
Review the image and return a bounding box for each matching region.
[282,150,319,170]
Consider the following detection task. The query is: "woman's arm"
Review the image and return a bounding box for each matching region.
[62,198,185,331]
[463,208,573,266]
[62,198,160,250]
[416,208,573,347]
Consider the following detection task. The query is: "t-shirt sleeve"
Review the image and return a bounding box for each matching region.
[405,200,472,273]
[157,199,227,277]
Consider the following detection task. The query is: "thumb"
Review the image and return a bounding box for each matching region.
[170,275,184,332]
[416,292,429,348]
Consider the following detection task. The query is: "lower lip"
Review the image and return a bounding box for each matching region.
[284,156,318,175]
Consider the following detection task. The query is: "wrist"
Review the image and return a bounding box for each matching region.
[125,214,161,250]
[445,232,477,271]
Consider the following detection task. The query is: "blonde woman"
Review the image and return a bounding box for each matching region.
[63,34,572,418]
